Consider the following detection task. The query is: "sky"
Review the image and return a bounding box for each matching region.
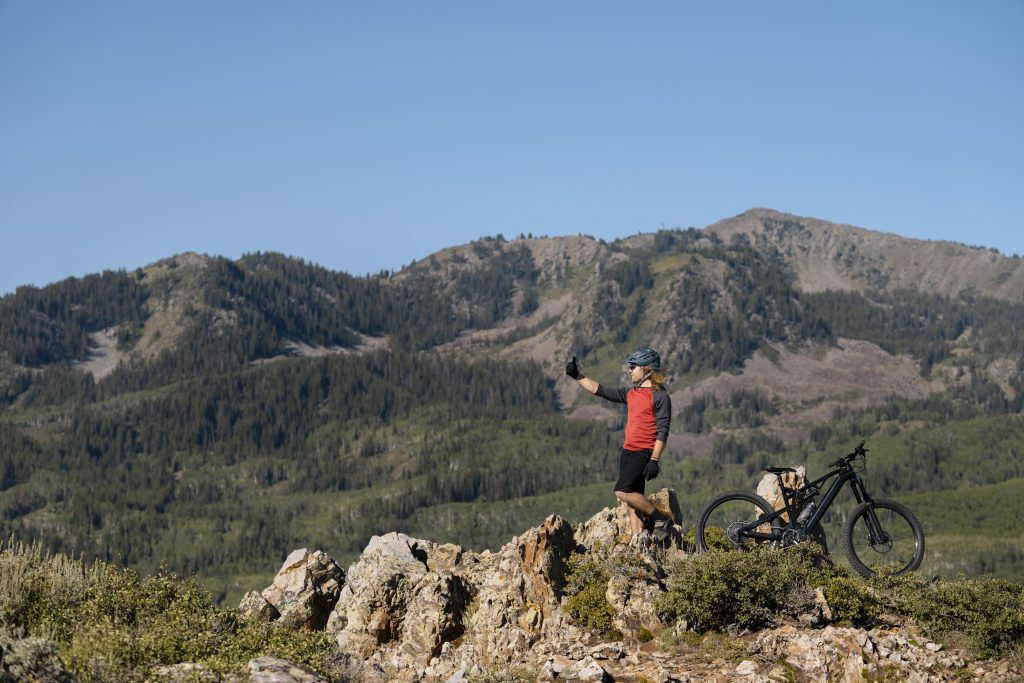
[1,1,1022,295]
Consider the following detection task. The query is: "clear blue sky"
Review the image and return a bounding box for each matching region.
[2,1,1022,295]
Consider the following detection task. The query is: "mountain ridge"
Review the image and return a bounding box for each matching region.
[704,208,1024,301]
[1,209,1022,604]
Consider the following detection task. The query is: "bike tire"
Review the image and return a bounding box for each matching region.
[843,499,925,578]
[695,490,778,553]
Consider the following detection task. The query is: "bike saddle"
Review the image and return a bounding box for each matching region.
[763,466,797,474]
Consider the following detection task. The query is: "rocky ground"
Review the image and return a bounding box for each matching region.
[216,489,1021,683]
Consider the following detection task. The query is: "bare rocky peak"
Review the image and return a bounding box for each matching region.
[705,209,1024,301]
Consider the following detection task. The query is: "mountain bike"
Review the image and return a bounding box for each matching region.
[694,441,925,577]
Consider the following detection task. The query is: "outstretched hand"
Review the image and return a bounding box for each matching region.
[643,459,660,481]
[565,355,582,380]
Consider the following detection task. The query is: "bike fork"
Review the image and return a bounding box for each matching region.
[850,479,891,547]
[862,504,891,548]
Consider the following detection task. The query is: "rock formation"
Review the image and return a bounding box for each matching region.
[232,489,1017,682]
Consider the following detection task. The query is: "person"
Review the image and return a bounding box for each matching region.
[565,348,672,541]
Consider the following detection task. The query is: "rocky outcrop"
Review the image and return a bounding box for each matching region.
[239,548,345,630]
[575,488,684,550]
[236,490,1018,682]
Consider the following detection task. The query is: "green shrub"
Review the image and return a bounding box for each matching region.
[819,575,883,626]
[562,551,616,635]
[880,573,1024,657]
[0,540,338,681]
[655,544,832,632]
[562,542,662,638]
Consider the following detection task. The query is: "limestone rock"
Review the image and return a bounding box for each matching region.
[151,662,218,682]
[245,656,328,683]
[756,469,829,553]
[461,518,578,665]
[401,570,475,662]
[757,468,806,521]
[575,487,684,551]
[604,545,667,634]
[516,514,575,598]
[0,635,73,683]
[238,591,280,622]
[258,548,345,630]
[566,655,613,682]
[573,505,622,549]
[329,533,432,651]
[648,488,683,526]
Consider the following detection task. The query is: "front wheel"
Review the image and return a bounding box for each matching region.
[695,490,779,552]
[843,499,925,577]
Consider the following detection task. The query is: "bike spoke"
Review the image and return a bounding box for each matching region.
[701,497,777,550]
[846,501,923,576]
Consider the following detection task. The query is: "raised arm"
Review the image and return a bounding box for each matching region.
[565,355,599,394]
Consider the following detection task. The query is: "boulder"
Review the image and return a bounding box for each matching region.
[516,514,575,599]
[605,548,666,634]
[328,532,435,653]
[401,570,475,662]
[757,468,829,553]
[575,487,684,550]
[0,635,74,683]
[461,516,579,664]
[244,656,328,683]
[757,467,807,521]
[238,591,280,622]
[256,548,345,630]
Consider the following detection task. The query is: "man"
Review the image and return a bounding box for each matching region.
[565,348,672,542]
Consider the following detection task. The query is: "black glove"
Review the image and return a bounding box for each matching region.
[643,459,660,481]
[565,355,582,380]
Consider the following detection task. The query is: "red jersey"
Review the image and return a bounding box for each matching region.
[595,384,672,451]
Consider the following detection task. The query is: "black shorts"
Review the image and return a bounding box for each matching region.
[614,448,652,494]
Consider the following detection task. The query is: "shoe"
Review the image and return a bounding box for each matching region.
[650,511,673,542]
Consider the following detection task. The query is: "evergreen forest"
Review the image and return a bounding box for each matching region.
[1,229,1022,604]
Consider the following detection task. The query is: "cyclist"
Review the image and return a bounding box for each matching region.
[565,348,673,541]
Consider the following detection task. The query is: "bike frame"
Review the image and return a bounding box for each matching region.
[738,459,875,543]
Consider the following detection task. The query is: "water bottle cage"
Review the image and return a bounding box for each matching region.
[793,487,818,526]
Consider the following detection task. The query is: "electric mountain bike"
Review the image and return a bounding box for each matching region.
[694,441,925,577]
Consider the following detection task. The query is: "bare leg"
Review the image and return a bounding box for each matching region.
[615,491,655,538]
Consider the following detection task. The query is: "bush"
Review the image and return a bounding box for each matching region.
[880,573,1024,657]
[655,540,1024,659]
[819,575,884,626]
[0,539,339,681]
[654,544,833,632]
[562,542,663,638]
[562,551,617,635]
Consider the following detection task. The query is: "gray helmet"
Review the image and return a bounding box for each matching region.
[626,348,660,369]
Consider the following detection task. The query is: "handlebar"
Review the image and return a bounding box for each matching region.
[830,440,868,468]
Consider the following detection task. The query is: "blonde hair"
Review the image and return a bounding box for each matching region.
[648,369,668,391]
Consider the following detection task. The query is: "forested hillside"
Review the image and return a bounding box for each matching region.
[1,213,1022,603]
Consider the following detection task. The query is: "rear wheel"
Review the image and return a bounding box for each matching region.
[695,491,779,552]
[843,499,925,577]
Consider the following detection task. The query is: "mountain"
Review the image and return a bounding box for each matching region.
[705,208,1024,301]
[1,210,1022,604]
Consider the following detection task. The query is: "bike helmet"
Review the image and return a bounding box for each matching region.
[626,348,661,369]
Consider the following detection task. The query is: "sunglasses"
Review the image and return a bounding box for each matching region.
[628,363,638,370]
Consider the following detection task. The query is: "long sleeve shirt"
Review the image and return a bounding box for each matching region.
[595,384,672,451]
